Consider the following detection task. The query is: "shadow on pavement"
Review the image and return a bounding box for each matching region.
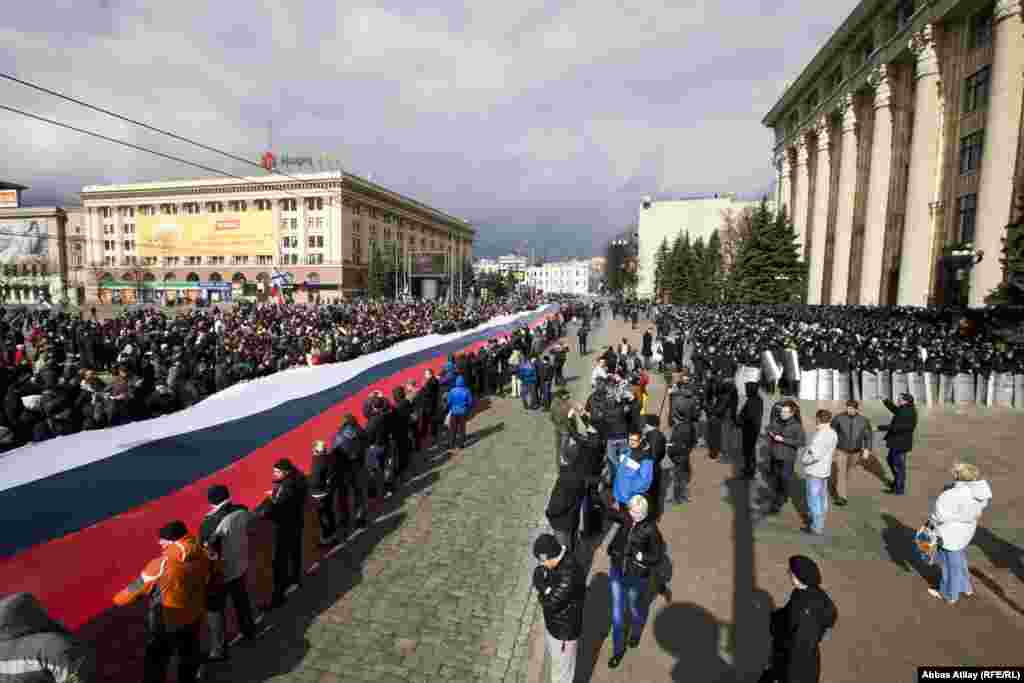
[968,567,1024,617]
[880,513,933,582]
[971,526,1024,584]
[204,511,407,682]
[654,602,735,682]
[575,572,611,682]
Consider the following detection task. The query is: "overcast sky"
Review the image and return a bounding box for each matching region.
[3,0,855,258]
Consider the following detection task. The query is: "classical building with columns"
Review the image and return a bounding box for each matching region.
[764,0,1023,307]
[80,171,474,304]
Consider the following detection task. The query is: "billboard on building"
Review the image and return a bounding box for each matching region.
[0,219,49,263]
[412,252,446,276]
[137,213,274,257]
[0,190,19,208]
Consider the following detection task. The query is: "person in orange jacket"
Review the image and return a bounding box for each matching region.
[113,520,211,683]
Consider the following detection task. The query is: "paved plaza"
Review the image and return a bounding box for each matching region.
[81,314,1024,682]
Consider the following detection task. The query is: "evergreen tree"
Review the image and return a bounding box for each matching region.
[669,231,695,304]
[653,237,671,302]
[985,187,1024,305]
[691,236,707,303]
[705,229,724,303]
[729,200,807,304]
[368,243,389,299]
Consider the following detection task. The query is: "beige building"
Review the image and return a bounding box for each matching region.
[80,171,474,304]
[0,181,89,305]
[764,0,1023,307]
[636,194,769,299]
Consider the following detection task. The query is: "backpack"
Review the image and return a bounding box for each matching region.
[332,424,361,462]
[670,387,699,423]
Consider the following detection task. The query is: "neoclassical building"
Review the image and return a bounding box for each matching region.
[80,171,474,304]
[764,0,1023,307]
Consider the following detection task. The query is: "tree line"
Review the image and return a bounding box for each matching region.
[650,198,808,305]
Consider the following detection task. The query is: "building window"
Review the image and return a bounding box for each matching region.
[99,207,111,218]
[306,253,324,265]
[308,235,324,248]
[963,66,991,113]
[970,6,994,49]
[254,199,271,211]
[232,255,249,265]
[206,256,225,265]
[160,203,178,215]
[280,198,297,211]
[124,223,135,234]
[351,204,362,216]
[957,194,978,244]
[139,205,155,216]
[861,37,875,63]
[895,0,915,30]
[187,256,202,266]
[257,255,273,265]
[305,197,323,211]
[143,256,158,266]
[959,130,984,175]
[288,253,299,265]
[163,256,180,267]
[352,221,361,234]
[183,202,199,215]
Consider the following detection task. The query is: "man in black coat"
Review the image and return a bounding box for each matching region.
[532,534,586,683]
[255,458,308,609]
[879,393,917,495]
[642,329,654,370]
[761,555,837,683]
[738,381,764,479]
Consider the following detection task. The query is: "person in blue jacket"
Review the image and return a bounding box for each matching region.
[446,375,474,450]
[518,356,538,411]
[613,431,654,506]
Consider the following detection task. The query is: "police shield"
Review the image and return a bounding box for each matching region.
[761,350,782,384]
[782,349,800,382]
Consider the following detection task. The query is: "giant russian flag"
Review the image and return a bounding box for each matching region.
[0,304,559,632]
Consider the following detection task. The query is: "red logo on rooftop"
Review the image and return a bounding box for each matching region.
[261,152,276,172]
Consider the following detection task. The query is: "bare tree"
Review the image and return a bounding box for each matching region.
[719,206,755,274]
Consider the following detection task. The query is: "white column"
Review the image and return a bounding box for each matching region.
[793,138,811,259]
[831,95,859,304]
[861,65,894,305]
[899,25,943,306]
[972,0,1024,305]
[777,150,792,220]
[808,117,832,304]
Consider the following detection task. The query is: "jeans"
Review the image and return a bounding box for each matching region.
[340,462,369,526]
[449,413,467,449]
[887,449,907,493]
[606,435,628,471]
[741,426,759,476]
[207,574,258,655]
[769,458,794,510]
[144,621,201,683]
[545,632,578,683]
[522,383,536,410]
[609,564,649,656]
[937,547,973,602]
[272,525,303,601]
[804,476,828,533]
[670,449,692,501]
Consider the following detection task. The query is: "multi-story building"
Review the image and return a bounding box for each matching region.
[80,171,474,304]
[526,260,592,295]
[0,181,89,305]
[473,257,501,276]
[764,0,1022,307]
[636,194,769,299]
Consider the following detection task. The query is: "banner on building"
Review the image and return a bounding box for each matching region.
[412,252,447,277]
[0,219,49,263]
[137,212,275,258]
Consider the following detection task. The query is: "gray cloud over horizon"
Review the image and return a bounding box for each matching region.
[3,0,854,257]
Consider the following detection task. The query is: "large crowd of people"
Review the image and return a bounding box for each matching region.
[0,295,571,451]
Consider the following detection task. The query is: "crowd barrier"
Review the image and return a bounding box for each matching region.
[0,304,560,630]
[734,349,1024,410]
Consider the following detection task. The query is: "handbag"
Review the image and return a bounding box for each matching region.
[913,525,938,565]
[794,447,808,479]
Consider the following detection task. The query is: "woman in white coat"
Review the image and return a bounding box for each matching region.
[927,462,993,604]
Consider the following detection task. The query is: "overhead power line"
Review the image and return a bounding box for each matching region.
[0,71,333,187]
[0,103,333,205]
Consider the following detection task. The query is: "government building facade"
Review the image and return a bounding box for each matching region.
[80,171,474,304]
[764,0,1023,307]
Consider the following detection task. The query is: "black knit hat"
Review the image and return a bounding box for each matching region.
[207,485,230,505]
[533,533,563,562]
[159,520,188,541]
[273,458,294,472]
[789,555,822,587]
